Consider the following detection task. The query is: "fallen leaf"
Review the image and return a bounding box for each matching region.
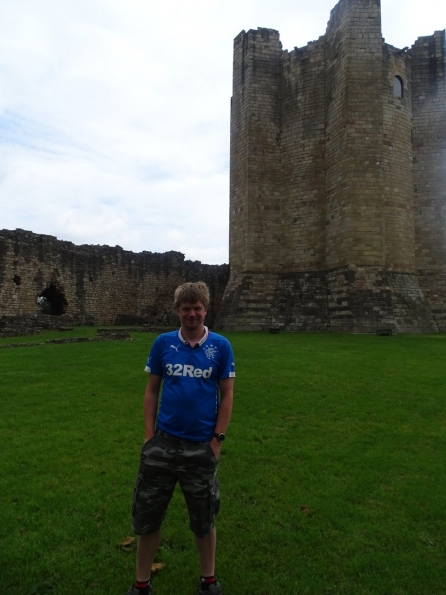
[151,562,166,573]
[300,505,311,516]
[119,537,135,550]
[119,537,135,546]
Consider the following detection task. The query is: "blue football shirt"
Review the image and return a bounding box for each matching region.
[145,327,235,441]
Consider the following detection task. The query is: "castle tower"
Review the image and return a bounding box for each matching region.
[216,0,444,332]
[324,0,385,271]
[229,28,283,274]
[411,31,446,331]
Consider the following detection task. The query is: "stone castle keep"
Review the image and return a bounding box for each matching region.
[1,0,445,334]
[216,0,446,332]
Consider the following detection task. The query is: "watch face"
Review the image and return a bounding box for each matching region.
[217,433,225,443]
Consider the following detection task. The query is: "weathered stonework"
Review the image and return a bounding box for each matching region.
[216,0,445,332]
[0,229,229,331]
[1,0,444,335]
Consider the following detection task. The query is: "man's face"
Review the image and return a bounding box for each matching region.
[177,301,207,331]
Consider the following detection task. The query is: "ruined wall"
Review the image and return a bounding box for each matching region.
[411,31,446,330]
[0,229,229,328]
[217,0,445,333]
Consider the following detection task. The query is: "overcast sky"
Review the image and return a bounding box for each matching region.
[1,0,444,264]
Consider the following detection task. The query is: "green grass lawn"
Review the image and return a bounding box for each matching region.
[1,329,445,595]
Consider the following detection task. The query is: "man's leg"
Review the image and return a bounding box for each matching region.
[178,441,221,592]
[137,530,162,581]
[195,526,216,577]
[130,434,177,593]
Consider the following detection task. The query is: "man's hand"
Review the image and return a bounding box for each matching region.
[144,431,155,444]
[210,437,221,459]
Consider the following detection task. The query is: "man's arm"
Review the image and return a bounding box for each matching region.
[143,374,162,442]
[210,377,234,457]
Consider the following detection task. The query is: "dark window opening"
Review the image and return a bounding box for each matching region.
[13,275,21,286]
[40,284,68,316]
[393,76,404,98]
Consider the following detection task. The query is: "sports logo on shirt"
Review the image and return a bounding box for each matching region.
[165,363,213,378]
[204,344,218,360]
[170,344,180,352]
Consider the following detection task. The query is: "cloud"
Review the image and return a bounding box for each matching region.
[0,0,444,264]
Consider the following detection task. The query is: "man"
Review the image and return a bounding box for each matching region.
[128,281,235,595]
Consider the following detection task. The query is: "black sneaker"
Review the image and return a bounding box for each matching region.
[127,584,153,595]
[198,580,222,595]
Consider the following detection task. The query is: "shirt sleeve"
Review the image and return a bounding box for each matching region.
[144,336,164,375]
[219,339,236,379]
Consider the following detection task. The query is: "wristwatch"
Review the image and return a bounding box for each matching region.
[213,432,226,443]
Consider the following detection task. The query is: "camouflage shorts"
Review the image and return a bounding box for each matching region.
[132,431,220,538]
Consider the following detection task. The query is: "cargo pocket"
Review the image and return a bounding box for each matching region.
[141,434,158,452]
[205,442,218,464]
[139,435,159,468]
[209,476,221,520]
[132,476,141,516]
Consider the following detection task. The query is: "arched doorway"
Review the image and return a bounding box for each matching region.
[39,284,68,315]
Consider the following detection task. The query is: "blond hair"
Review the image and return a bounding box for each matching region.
[174,281,210,309]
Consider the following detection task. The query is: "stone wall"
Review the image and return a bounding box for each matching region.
[230,28,283,274]
[325,0,385,270]
[217,0,445,333]
[0,229,229,330]
[382,45,414,273]
[281,39,326,271]
[411,31,446,330]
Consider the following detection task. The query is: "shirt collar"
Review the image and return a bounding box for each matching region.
[178,326,209,347]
